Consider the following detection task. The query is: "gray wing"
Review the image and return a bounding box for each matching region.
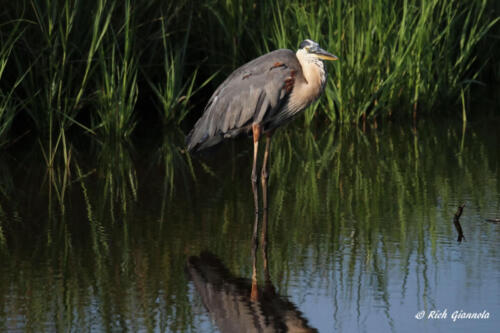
[186,49,300,152]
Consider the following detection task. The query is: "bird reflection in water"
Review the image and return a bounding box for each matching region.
[187,191,317,332]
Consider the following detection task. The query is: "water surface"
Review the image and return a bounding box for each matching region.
[0,118,499,332]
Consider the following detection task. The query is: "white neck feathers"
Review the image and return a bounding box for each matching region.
[294,49,327,106]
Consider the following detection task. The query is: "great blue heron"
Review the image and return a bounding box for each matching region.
[186,39,338,210]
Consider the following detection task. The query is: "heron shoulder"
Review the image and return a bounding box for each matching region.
[228,49,301,80]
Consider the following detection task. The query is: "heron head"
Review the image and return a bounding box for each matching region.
[299,39,338,61]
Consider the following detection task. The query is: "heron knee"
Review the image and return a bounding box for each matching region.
[261,168,269,181]
[251,171,259,184]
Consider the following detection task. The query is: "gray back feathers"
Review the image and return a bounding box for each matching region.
[186,49,302,152]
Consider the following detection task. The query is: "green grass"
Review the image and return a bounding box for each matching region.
[0,15,26,148]
[0,0,498,152]
[93,0,138,141]
[147,13,216,126]
[271,0,500,124]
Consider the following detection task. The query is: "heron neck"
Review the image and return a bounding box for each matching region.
[296,50,327,104]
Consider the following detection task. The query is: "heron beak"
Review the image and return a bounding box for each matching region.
[312,47,339,61]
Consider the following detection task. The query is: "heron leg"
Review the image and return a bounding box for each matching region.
[261,134,272,181]
[251,124,261,215]
[260,132,273,210]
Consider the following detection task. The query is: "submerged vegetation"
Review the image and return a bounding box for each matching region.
[0,0,498,149]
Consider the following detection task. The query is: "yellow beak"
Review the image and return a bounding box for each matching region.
[312,46,339,61]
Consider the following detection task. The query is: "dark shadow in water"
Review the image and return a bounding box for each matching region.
[187,179,317,332]
[453,204,466,242]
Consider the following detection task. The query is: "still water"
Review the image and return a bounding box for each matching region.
[0,118,499,332]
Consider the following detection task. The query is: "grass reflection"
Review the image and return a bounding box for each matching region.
[0,118,499,331]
